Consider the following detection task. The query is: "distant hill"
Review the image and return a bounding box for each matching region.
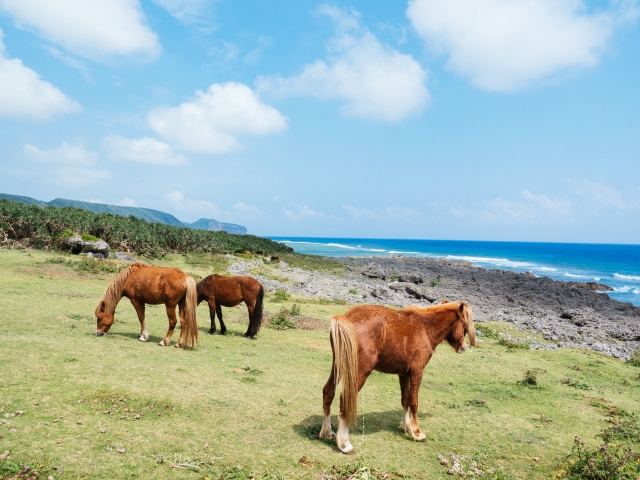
[0,193,248,234]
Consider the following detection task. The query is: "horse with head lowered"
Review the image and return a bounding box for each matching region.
[94,263,199,348]
[320,301,474,454]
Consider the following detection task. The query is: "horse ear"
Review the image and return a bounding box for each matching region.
[100,301,106,313]
[441,299,449,304]
[459,303,464,312]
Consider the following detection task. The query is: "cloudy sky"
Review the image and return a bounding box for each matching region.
[0,0,639,242]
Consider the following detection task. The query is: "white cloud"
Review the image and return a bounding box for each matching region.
[0,29,81,120]
[24,142,98,166]
[103,135,187,165]
[150,0,212,25]
[147,82,287,154]
[256,5,428,122]
[342,204,423,222]
[0,0,160,62]
[282,204,327,221]
[119,197,136,207]
[407,0,625,91]
[572,180,628,209]
[233,202,264,216]
[165,190,225,218]
[22,141,110,187]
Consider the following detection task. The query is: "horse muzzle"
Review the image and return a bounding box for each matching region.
[95,330,107,337]
[457,346,466,354]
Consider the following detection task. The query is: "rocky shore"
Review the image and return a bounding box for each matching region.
[227,255,640,360]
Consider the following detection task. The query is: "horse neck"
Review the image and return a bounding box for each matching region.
[420,310,455,345]
[102,266,132,314]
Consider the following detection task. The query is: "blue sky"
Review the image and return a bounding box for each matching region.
[0,0,639,243]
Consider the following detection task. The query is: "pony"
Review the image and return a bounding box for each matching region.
[196,274,264,339]
[319,301,474,454]
[94,263,199,348]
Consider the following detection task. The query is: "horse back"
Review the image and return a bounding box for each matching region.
[206,274,261,307]
[124,265,188,304]
[344,304,433,374]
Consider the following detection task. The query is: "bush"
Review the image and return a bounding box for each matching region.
[628,350,640,367]
[518,370,538,386]
[289,303,301,317]
[273,289,290,302]
[349,288,358,295]
[0,199,292,257]
[81,233,100,241]
[559,434,640,479]
[269,307,296,330]
[497,337,530,349]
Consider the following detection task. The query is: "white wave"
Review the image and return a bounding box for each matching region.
[614,286,632,293]
[614,273,640,281]
[448,255,533,268]
[635,289,640,295]
[537,267,558,271]
[564,273,587,278]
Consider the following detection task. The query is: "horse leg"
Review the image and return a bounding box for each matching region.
[130,299,148,342]
[319,368,337,441]
[175,298,187,348]
[243,303,254,338]
[336,370,370,455]
[406,371,426,441]
[159,303,178,346]
[399,374,412,434]
[207,299,217,335]
[216,305,227,335]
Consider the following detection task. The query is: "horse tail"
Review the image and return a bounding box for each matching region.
[463,303,475,347]
[330,315,359,426]
[182,277,199,348]
[249,283,264,337]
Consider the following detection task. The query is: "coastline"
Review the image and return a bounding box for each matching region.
[230,253,640,360]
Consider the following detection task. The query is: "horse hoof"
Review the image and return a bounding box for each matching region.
[208,330,215,335]
[175,343,182,348]
[139,336,147,342]
[158,341,167,346]
[413,432,426,442]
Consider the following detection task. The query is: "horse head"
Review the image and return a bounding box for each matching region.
[95,300,114,336]
[446,303,475,354]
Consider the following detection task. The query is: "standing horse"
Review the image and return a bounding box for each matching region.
[319,302,474,454]
[94,263,199,348]
[196,274,264,339]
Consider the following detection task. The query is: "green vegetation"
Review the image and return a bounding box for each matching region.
[430,279,440,286]
[628,350,640,367]
[0,199,291,257]
[268,307,297,330]
[518,370,539,386]
[1,249,640,479]
[80,233,100,242]
[273,289,290,302]
[278,253,345,275]
[349,288,358,295]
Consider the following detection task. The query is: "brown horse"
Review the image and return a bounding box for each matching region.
[94,263,199,348]
[196,274,264,339]
[319,302,475,454]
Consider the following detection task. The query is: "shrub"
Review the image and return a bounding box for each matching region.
[269,307,296,330]
[498,337,530,349]
[81,233,100,241]
[628,350,640,367]
[76,257,122,274]
[289,303,301,317]
[0,199,292,257]
[430,280,440,286]
[518,370,538,386]
[559,435,640,479]
[273,289,290,302]
[349,288,358,295]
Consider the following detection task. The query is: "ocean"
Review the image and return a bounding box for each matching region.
[269,237,640,306]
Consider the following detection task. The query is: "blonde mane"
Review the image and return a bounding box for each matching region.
[95,263,141,316]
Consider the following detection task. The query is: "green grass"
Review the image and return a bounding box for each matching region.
[1,249,640,479]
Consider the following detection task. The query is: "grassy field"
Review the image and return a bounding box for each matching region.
[0,249,639,479]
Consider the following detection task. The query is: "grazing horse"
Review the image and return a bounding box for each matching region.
[196,274,264,339]
[319,302,475,454]
[94,263,199,348]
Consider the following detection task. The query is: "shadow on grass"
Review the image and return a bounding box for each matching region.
[295,409,407,450]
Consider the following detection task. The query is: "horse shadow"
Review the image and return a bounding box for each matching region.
[117,332,165,343]
[294,409,408,450]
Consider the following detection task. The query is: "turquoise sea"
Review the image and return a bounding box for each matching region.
[270,237,640,306]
